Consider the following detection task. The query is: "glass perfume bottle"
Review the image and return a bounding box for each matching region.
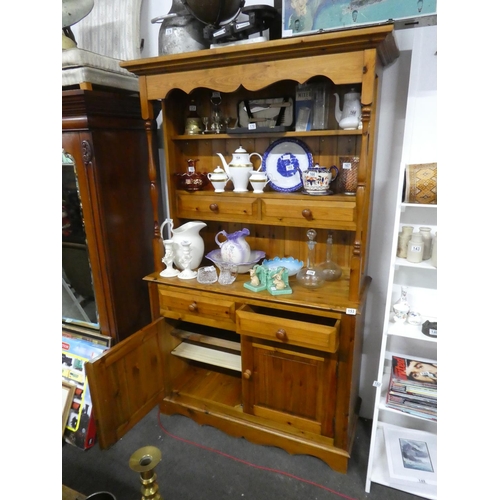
[296,229,325,289]
[318,231,343,281]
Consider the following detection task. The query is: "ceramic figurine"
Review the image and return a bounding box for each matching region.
[244,265,267,292]
[250,268,260,287]
[266,266,292,295]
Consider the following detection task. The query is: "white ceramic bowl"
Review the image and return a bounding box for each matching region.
[261,256,304,276]
[205,249,265,273]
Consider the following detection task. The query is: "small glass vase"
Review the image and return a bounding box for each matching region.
[296,229,325,289]
[318,231,342,281]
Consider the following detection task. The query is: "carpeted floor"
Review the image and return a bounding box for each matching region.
[62,408,424,500]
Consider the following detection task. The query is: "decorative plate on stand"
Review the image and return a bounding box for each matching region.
[262,138,313,192]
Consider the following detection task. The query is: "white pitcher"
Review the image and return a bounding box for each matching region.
[160,218,206,269]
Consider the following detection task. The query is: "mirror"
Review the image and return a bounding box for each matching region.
[62,149,99,329]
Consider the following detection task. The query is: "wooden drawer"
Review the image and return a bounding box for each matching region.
[158,287,237,330]
[261,198,356,230]
[177,192,259,222]
[236,307,340,353]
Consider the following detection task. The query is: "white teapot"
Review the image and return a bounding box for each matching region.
[333,89,361,130]
[216,146,262,193]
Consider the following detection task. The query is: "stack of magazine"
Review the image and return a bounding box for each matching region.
[386,355,437,421]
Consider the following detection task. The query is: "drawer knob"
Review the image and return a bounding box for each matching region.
[209,203,219,212]
[243,369,252,380]
[275,328,288,341]
[188,302,198,312]
[301,209,312,219]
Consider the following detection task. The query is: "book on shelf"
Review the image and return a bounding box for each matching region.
[386,355,437,420]
[62,323,112,348]
[383,425,437,487]
[294,82,330,132]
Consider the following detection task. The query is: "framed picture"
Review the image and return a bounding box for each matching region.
[282,0,437,38]
[384,426,437,486]
[62,381,76,437]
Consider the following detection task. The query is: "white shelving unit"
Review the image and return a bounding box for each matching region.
[365,25,437,498]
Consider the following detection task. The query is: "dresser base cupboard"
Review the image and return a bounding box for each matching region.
[86,25,399,473]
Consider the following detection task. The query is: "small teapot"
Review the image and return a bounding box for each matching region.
[207,165,229,192]
[333,89,361,130]
[302,163,339,194]
[249,170,270,193]
[216,146,262,193]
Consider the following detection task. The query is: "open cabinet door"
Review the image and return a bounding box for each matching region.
[86,318,167,449]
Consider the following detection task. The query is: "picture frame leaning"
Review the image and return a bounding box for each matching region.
[384,425,437,488]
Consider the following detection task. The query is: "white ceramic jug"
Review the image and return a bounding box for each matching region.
[249,170,269,193]
[160,218,207,269]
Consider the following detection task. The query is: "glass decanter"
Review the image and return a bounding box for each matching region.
[296,229,325,289]
[318,231,343,281]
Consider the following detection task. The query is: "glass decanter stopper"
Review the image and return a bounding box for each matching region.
[296,229,325,289]
[392,285,410,322]
[318,231,343,281]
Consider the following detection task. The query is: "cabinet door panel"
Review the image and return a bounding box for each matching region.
[85,318,167,448]
[242,338,337,437]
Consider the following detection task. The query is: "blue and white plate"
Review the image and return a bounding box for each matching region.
[262,138,313,192]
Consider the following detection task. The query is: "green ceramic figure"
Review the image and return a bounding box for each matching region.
[267,266,292,295]
[244,265,267,292]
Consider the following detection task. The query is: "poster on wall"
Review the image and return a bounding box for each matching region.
[282,0,437,37]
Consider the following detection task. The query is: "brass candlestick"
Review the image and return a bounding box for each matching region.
[129,446,163,500]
